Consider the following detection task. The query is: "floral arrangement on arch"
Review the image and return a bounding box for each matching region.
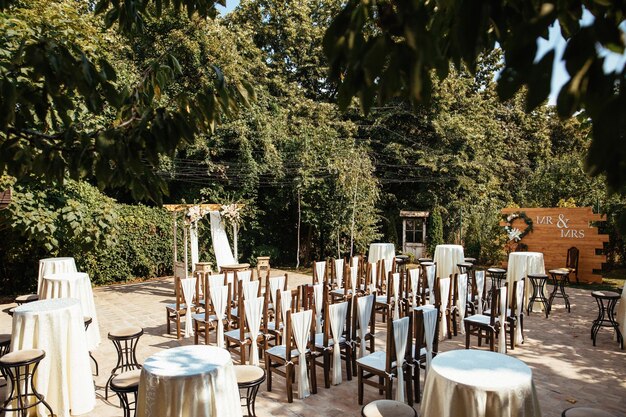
[502,211,533,242]
[185,205,210,224]
[220,203,242,226]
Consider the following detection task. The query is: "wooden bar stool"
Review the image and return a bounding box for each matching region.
[527,274,550,318]
[110,369,141,417]
[106,326,143,399]
[0,349,54,417]
[361,399,417,417]
[548,269,571,313]
[591,291,623,350]
[234,365,266,417]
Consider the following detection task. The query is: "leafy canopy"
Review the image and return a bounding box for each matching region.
[323,0,626,194]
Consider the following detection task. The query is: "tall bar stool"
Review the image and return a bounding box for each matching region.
[458,262,474,287]
[0,349,54,417]
[361,399,417,417]
[548,269,571,313]
[591,291,623,350]
[106,326,143,399]
[464,257,477,264]
[14,294,38,306]
[83,317,99,376]
[395,255,410,274]
[418,258,433,265]
[234,365,266,417]
[527,274,550,318]
[110,369,141,417]
[562,406,617,417]
[0,334,10,357]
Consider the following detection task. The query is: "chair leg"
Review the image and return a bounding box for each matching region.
[509,321,515,351]
[310,354,317,394]
[358,367,364,405]
[489,330,495,351]
[405,366,414,406]
[166,310,170,335]
[415,362,421,403]
[265,354,272,391]
[194,323,199,344]
[379,376,384,394]
[465,323,471,349]
[323,351,331,388]
[385,376,392,399]
[286,363,294,403]
[345,346,352,381]
[176,314,181,339]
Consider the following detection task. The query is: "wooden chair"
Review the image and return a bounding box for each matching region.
[351,293,376,374]
[434,276,452,339]
[225,280,253,363]
[374,271,395,323]
[412,305,440,403]
[565,247,579,284]
[450,273,469,337]
[314,296,353,388]
[166,261,194,339]
[407,268,422,307]
[356,306,413,405]
[507,278,525,350]
[265,309,318,403]
[193,279,231,345]
[421,262,437,305]
[464,285,508,352]
[468,269,487,314]
[330,258,346,289]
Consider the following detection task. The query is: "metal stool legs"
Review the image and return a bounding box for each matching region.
[106,328,143,400]
[591,291,623,350]
[527,276,550,318]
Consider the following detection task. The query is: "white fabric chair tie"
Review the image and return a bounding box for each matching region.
[269,276,285,306]
[315,262,326,283]
[335,259,344,285]
[416,305,437,374]
[475,271,485,314]
[329,302,349,385]
[350,266,358,294]
[291,309,313,399]
[393,316,409,402]
[515,280,525,345]
[409,269,419,306]
[357,295,375,358]
[392,273,400,320]
[426,265,436,305]
[313,284,324,333]
[181,277,196,338]
[498,286,508,353]
[457,273,468,335]
[242,280,259,300]
[280,290,292,343]
[439,277,451,339]
[210,285,228,348]
[244,296,264,366]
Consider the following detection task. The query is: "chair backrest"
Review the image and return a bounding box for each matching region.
[323,298,351,347]
[284,309,315,361]
[313,261,327,285]
[566,247,579,270]
[173,261,186,309]
[510,278,525,317]
[421,263,437,304]
[364,262,377,293]
[332,258,345,288]
[352,293,376,346]
[383,308,412,374]
[413,306,438,361]
[489,283,508,325]
[409,268,421,306]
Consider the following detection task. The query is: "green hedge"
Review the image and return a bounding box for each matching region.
[0,179,173,295]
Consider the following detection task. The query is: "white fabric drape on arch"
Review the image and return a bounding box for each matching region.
[439,277,451,339]
[209,211,236,270]
[456,273,468,335]
[244,296,264,366]
[291,309,313,399]
[393,316,410,402]
[181,277,197,338]
[329,301,349,385]
[475,271,485,314]
[415,305,437,374]
[211,285,229,348]
[357,294,375,358]
[280,290,292,342]
[498,286,508,354]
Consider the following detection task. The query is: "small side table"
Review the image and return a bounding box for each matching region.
[234,365,266,417]
[548,269,571,313]
[527,274,550,318]
[591,291,623,350]
[220,263,251,274]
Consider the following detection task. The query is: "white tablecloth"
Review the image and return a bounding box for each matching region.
[507,252,545,308]
[137,345,242,417]
[368,243,395,264]
[11,298,95,417]
[421,350,541,417]
[37,257,77,294]
[39,272,101,350]
[433,244,465,279]
[617,286,626,340]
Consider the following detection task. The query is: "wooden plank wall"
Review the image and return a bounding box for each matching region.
[501,207,608,283]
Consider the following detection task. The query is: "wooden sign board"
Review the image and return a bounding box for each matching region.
[500,207,608,283]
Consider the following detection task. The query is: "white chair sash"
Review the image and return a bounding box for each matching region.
[335,259,344,285]
[409,269,419,306]
[369,262,377,287]
[291,309,313,399]
[498,286,508,353]
[515,279,525,345]
[383,258,393,279]
[416,305,437,374]
[457,273,468,335]
[475,271,485,314]
[242,280,259,300]
[244,296,264,366]
[313,283,324,332]
[238,270,252,284]
[315,261,326,283]
[181,278,197,338]
[226,272,236,302]
[280,290,292,342]
[208,274,225,289]
[211,285,228,348]
[350,266,358,293]
[439,277,451,339]
[351,256,359,268]
[329,301,349,385]
[425,265,436,305]
[392,273,400,320]
[357,294,375,358]
[269,275,285,306]
[393,316,409,402]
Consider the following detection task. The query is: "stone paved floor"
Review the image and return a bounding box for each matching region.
[1,271,625,417]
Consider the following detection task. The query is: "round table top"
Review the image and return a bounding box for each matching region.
[14,298,80,315]
[142,345,232,378]
[509,252,543,258]
[40,257,76,263]
[370,243,394,248]
[431,350,532,390]
[436,244,464,249]
[43,272,88,282]
[591,290,621,299]
[220,263,250,270]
